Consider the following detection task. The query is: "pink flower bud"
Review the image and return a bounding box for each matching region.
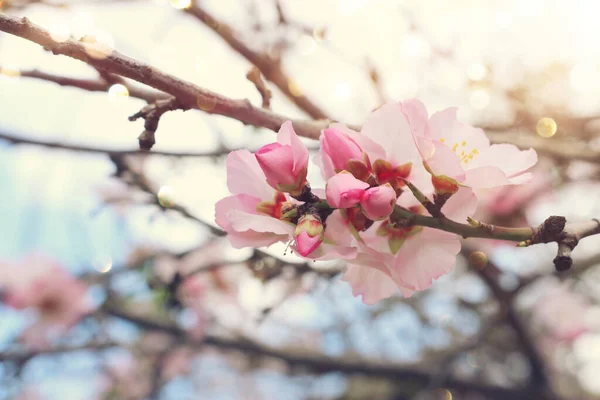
[294,214,324,257]
[255,121,309,195]
[326,172,369,209]
[360,184,397,220]
[322,128,364,172]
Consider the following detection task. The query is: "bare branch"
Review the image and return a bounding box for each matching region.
[0,13,328,140]
[102,300,544,400]
[0,340,118,363]
[184,2,330,120]
[129,97,187,150]
[0,130,229,157]
[246,66,272,109]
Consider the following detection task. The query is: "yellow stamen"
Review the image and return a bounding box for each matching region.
[439,138,445,143]
[452,143,458,151]
[461,141,466,146]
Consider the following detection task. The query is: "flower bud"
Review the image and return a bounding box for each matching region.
[326,171,369,209]
[294,214,324,257]
[255,121,309,196]
[321,128,365,172]
[360,184,396,220]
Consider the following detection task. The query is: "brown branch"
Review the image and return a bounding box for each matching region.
[246,66,272,109]
[465,250,557,399]
[102,300,544,400]
[0,130,230,157]
[129,97,187,150]
[0,340,118,363]
[0,13,328,140]
[184,3,330,120]
[2,66,167,102]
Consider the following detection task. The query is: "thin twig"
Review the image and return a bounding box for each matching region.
[246,66,272,109]
[0,13,328,140]
[0,130,230,157]
[184,2,330,120]
[129,97,187,150]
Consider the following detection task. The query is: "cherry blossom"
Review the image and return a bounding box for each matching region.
[343,187,478,304]
[255,121,309,196]
[0,254,91,346]
[215,124,356,259]
[398,99,537,192]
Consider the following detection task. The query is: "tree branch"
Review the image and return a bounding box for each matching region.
[184,2,329,120]
[0,130,229,157]
[128,97,187,150]
[102,300,543,400]
[246,66,272,109]
[0,12,327,140]
[0,340,118,363]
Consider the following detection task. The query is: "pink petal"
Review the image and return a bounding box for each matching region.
[329,122,384,159]
[463,166,511,188]
[468,144,537,179]
[360,184,396,220]
[228,231,289,249]
[215,194,260,232]
[255,143,297,188]
[228,211,295,235]
[342,264,399,305]
[227,150,274,200]
[427,107,458,141]
[399,99,429,137]
[321,128,364,171]
[361,103,421,165]
[277,121,309,176]
[391,229,460,292]
[425,140,466,181]
[326,172,369,209]
[322,210,354,246]
[295,231,322,257]
[440,187,477,222]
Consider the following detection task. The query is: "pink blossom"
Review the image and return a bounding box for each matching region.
[398,99,537,191]
[255,121,309,195]
[0,254,91,347]
[533,281,588,342]
[320,127,371,180]
[294,214,324,257]
[343,187,477,304]
[360,183,396,221]
[317,104,432,195]
[215,149,295,249]
[326,171,369,208]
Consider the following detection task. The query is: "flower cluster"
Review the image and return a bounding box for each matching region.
[215,100,537,304]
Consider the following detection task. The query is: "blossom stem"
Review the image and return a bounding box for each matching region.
[390,206,534,242]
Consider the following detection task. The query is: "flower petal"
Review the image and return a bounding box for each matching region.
[440,186,477,222]
[391,229,460,292]
[227,150,274,200]
[400,98,429,137]
[326,172,369,208]
[342,264,399,305]
[278,121,310,176]
[468,144,537,179]
[361,103,421,165]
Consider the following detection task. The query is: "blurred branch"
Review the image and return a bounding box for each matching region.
[2,66,167,102]
[0,340,118,363]
[0,13,328,140]
[0,130,231,157]
[246,66,272,109]
[465,250,558,399]
[102,299,543,400]
[184,2,330,120]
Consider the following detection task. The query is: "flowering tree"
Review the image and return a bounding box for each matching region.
[2,1,600,399]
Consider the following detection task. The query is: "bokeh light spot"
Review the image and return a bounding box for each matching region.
[468,251,488,269]
[196,95,217,111]
[158,186,176,208]
[0,66,20,78]
[536,117,557,138]
[169,0,192,10]
[93,256,113,273]
[108,84,129,97]
[288,81,303,97]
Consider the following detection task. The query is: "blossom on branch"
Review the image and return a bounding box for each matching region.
[216,99,539,304]
[399,99,537,193]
